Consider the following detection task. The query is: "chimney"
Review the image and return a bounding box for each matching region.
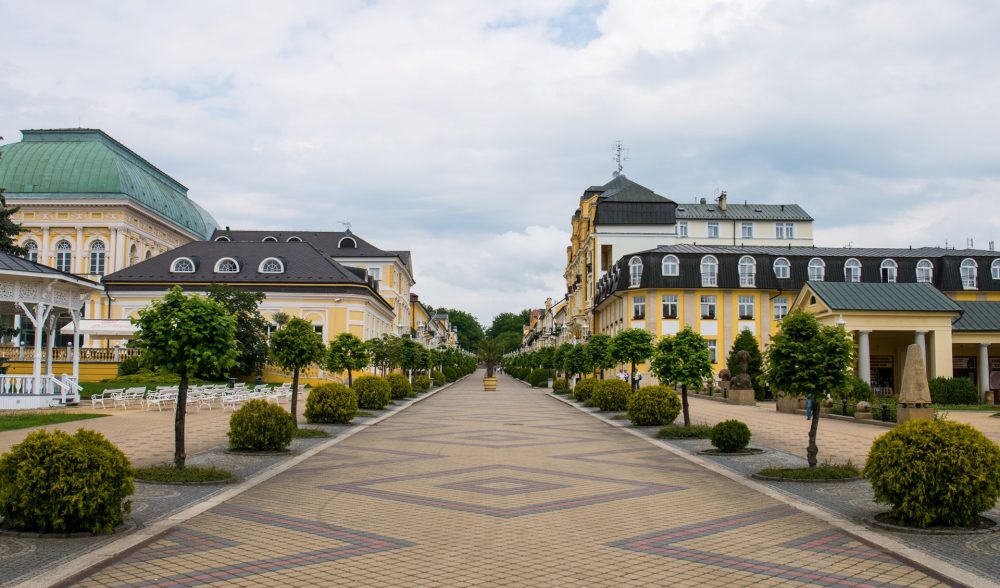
[545,297,552,311]
[700,197,707,204]
[718,191,727,211]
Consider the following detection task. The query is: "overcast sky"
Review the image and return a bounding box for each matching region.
[2,0,999,324]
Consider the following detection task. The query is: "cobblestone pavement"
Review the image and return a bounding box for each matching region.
[74,374,954,587]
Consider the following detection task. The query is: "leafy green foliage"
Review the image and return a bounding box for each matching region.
[726,329,763,398]
[608,329,655,389]
[304,383,358,424]
[591,379,631,412]
[443,366,459,381]
[133,464,233,483]
[585,333,615,376]
[414,375,432,391]
[928,377,980,405]
[627,385,681,426]
[487,310,530,353]
[562,344,590,380]
[352,375,392,410]
[386,373,413,399]
[864,420,1000,527]
[656,424,712,439]
[0,429,133,533]
[835,375,875,403]
[477,337,503,377]
[227,399,295,451]
[651,327,713,426]
[0,184,27,257]
[206,285,269,377]
[117,355,143,376]
[431,370,446,386]
[552,378,569,394]
[293,428,331,438]
[325,333,370,386]
[269,317,325,426]
[366,334,401,375]
[758,462,860,480]
[132,286,237,467]
[710,420,752,452]
[527,368,552,388]
[397,338,427,376]
[441,308,485,350]
[573,378,598,403]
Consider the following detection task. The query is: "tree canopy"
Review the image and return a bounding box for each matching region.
[650,327,713,426]
[0,149,27,257]
[585,333,614,377]
[608,329,655,390]
[441,308,484,351]
[326,332,370,386]
[206,285,268,377]
[269,317,325,426]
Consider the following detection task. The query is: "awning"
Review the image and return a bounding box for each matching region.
[60,319,137,337]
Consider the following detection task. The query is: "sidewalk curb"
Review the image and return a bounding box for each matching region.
[23,378,462,588]
[547,392,989,588]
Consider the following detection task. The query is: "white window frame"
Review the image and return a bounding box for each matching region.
[55,240,73,273]
[961,258,978,289]
[773,257,790,279]
[170,257,196,273]
[738,295,755,320]
[773,296,789,321]
[628,256,643,288]
[214,257,240,273]
[337,236,356,247]
[707,339,717,363]
[741,222,754,239]
[775,222,794,239]
[880,259,897,283]
[367,266,382,282]
[661,294,678,319]
[632,295,646,320]
[707,221,719,239]
[214,236,230,242]
[287,236,302,243]
[700,255,718,287]
[89,240,106,276]
[808,257,825,281]
[844,258,861,283]
[992,259,1000,280]
[661,254,679,277]
[258,257,285,273]
[262,236,278,242]
[677,221,688,238]
[916,259,933,283]
[23,239,38,263]
[700,295,717,320]
[738,255,756,287]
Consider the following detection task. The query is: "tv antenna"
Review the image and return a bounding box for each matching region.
[612,140,628,176]
[339,220,352,232]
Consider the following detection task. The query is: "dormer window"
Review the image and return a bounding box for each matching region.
[916,259,933,283]
[961,258,978,289]
[259,257,284,273]
[738,256,756,287]
[628,256,643,287]
[844,258,861,283]
[880,259,897,283]
[215,257,240,273]
[215,236,231,242]
[773,257,790,279]
[286,236,302,243]
[171,257,195,273]
[661,255,679,277]
[700,255,718,287]
[808,257,825,281]
[992,259,1000,280]
[262,236,278,242]
[338,236,356,248]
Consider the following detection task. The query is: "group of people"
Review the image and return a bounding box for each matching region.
[617,369,642,385]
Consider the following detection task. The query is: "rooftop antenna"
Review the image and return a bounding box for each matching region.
[339,220,352,233]
[612,140,628,177]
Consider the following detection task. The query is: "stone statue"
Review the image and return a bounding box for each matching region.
[898,343,934,422]
[730,350,753,390]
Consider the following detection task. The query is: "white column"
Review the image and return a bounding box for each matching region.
[858,330,871,385]
[979,343,990,403]
[914,331,927,363]
[41,227,50,264]
[75,227,85,274]
[45,314,57,378]
[32,304,45,394]
[114,228,126,271]
[13,315,21,346]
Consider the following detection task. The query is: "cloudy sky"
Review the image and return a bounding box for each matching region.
[2,0,999,324]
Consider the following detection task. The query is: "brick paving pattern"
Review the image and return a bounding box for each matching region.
[68,375,952,586]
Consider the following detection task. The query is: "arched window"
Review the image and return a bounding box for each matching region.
[287,236,302,243]
[773,257,790,279]
[844,258,861,283]
[170,257,195,273]
[89,241,106,276]
[661,254,679,277]
[992,259,1000,280]
[880,259,897,283]
[700,255,718,287]
[259,257,284,273]
[738,256,756,286]
[145,249,152,260]
[808,257,825,281]
[22,240,38,263]
[628,256,643,287]
[215,257,240,273]
[128,244,138,266]
[214,236,231,242]
[960,258,978,289]
[337,236,355,248]
[916,259,933,283]
[55,240,72,273]
[262,236,278,243]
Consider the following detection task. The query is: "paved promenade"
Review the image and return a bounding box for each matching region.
[73,374,951,587]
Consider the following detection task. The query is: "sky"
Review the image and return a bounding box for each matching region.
[2,0,999,325]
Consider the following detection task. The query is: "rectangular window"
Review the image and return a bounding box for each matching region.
[707,222,719,239]
[56,251,72,273]
[677,221,688,237]
[90,252,105,276]
[775,222,794,239]
[601,245,613,271]
[741,222,754,239]
[707,339,717,363]
[700,295,716,320]
[661,295,678,319]
[738,295,755,320]
[633,296,646,320]
[773,296,788,321]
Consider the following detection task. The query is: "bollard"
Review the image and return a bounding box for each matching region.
[880,403,889,422]
[841,398,848,416]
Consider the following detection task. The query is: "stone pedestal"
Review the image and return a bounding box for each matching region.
[897,343,934,424]
[897,406,933,422]
[727,387,756,406]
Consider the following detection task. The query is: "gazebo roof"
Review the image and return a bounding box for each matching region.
[0,251,102,290]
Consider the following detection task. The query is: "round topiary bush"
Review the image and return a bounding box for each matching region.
[228,399,296,451]
[353,375,392,410]
[386,373,413,399]
[0,429,134,534]
[431,370,446,386]
[627,385,682,426]
[591,379,631,412]
[304,383,358,424]
[527,369,552,388]
[552,378,568,394]
[574,378,598,403]
[442,366,459,382]
[928,377,980,405]
[414,374,432,392]
[864,419,1000,527]
[710,420,752,452]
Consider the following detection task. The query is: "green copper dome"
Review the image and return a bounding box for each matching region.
[0,129,218,239]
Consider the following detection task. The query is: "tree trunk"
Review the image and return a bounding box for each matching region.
[347,369,353,387]
[290,368,299,428]
[807,404,820,467]
[630,360,638,392]
[174,369,188,469]
[681,383,691,426]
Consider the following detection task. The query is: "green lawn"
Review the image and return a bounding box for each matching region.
[79,374,226,399]
[931,404,1000,411]
[0,412,108,432]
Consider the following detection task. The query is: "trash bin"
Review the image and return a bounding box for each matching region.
[255,376,263,387]
[228,377,237,388]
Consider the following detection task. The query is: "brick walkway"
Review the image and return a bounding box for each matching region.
[73,374,951,587]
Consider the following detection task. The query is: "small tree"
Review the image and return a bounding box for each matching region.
[0,150,27,257]
[367,334,400,376]
[397,338,426,381]
[764,311,855,467]
[651,327,713,426]
[562,344,590,388]
[553,343,573,377]
[726,329,763,399]
[585,333,614,379]
[132,287,237,468]
[206,285,269,377]
[326,332,369,386]
[269,318,325,427]
[608,328,655,391]
[478,337,503,377]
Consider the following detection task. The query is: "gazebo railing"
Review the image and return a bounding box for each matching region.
[0,346,142,363]
[0,374,81,409]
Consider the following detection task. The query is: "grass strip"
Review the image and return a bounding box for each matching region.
[133,464,234,483]
[656,423,712,439]
[757,462,860,480]
[293,428,331,438]
[930,404,1000,411]
[0,412,107,432]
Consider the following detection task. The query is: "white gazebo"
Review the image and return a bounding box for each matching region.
[0,252,103,409]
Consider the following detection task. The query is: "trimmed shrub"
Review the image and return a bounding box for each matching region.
[414,375,432,392]
[442,366,459,382]
[386,373,413,399]
[228,399,295,451]
[304,383,357,424]
[0,429,134,534]
[591,379,631,412]
[527,369,552,388]
[929,377,979,405]
[710,420,752,452]
[839,375,875,403]
[353,375,392,410]
[574,378,598,403]
[117,355,142,376]
[627,385,682,426]
[431,370,446,386]
[864,419,1000,527]
[552,378,569,394]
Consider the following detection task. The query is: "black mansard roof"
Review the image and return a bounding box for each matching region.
[584,175,678,226]
[594,245,1000,306]
[210,229,412,274]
